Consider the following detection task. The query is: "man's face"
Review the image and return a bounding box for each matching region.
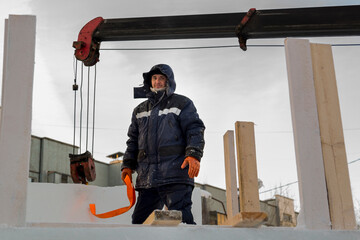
[151,74,167,89]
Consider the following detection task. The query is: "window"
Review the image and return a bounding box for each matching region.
[283,213,292,223]
[61,174,68,183]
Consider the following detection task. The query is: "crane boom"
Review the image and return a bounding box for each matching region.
[73,5,360,66]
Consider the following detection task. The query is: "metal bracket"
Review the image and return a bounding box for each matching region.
[236,8,256,51]
[73,17,104,66]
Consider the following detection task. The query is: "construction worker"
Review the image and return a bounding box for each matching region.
[121,64,205,224]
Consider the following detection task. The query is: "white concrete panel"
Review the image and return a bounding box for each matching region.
[26,183,202,225]
[0,15,36,227]
[284,38,331,229]
[192,187,203,225]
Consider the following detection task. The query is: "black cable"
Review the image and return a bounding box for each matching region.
[79,63,84,153]
[260,156,359,195]
[86,67,90,151]
[92,65,97,155]
[100,45,241,51]
[331,43,360,47]
[259,181,298,194]
[72,57,78,155]
[100,43,360,51]
[348,158,360,164]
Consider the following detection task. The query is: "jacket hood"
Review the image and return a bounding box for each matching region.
[134,64,176,98]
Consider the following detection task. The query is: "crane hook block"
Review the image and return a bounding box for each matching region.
[69,151,96,184]
[73,17,104,66]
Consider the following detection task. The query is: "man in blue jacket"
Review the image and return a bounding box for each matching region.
[121,64,205,224]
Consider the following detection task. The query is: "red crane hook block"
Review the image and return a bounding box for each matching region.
[73,17,104,66]
[69,151,96,184]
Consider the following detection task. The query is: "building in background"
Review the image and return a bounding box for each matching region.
[29,136,123,186]
[29,135,298,226]
[195,183,298,226]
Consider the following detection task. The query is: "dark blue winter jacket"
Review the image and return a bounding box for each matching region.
[121,64,205,189]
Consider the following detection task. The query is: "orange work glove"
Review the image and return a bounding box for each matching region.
[121,168,133,183]
[181,156,200,178]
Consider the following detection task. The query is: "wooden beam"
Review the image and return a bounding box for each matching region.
[0,15,36,227]
[223,130,239,219]
[219,212,267,228]
[143,210,182,226]
[310,43,356,230]
[284,38,331,229]
[234,121,260,212]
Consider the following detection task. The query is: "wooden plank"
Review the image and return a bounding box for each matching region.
[0,15,36,227]
[143,210,182,226]
[223,130,239,219]
[219,212,268,228]
[234,122,260,212]
[284,38,331,229]
[310,43,356,230]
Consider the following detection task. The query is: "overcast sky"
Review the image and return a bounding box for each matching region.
[1,0,360,211]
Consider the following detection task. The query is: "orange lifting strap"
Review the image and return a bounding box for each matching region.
[89,175,136,218]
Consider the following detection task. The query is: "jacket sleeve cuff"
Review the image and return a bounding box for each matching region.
[121,159,137,171]
[185,147,203,161]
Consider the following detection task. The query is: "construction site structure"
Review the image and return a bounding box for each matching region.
[1,4,360,239]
